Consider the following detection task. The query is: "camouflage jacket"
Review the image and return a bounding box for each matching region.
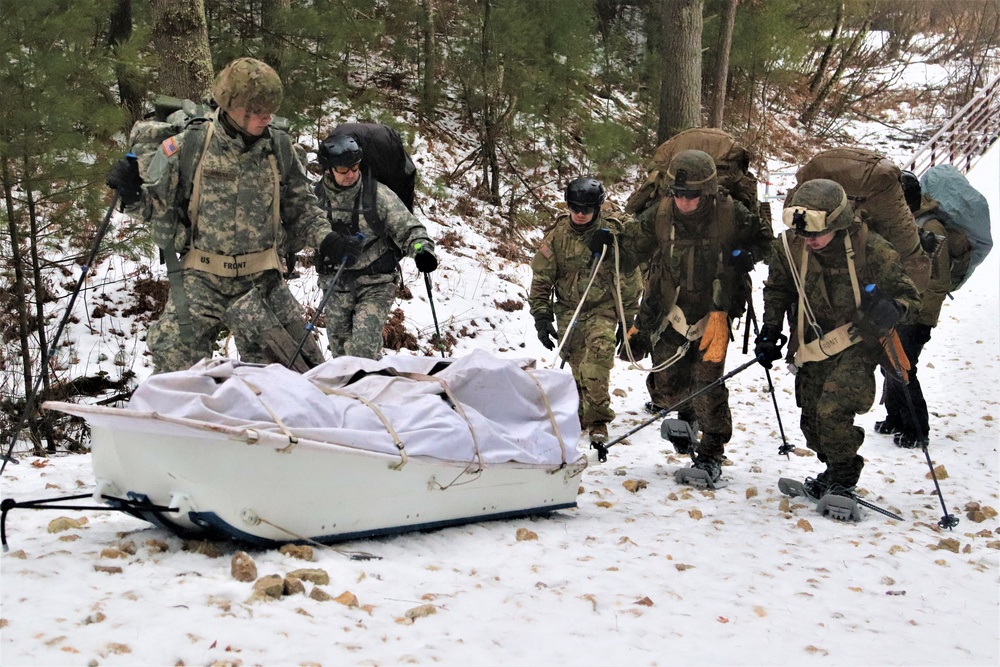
[618,193,773,330]
[144,114,330,258]
[528,214,642,323]
[317,175,433,273]
[762,221,920,355]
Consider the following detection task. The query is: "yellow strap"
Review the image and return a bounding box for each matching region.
[181,247,283,277]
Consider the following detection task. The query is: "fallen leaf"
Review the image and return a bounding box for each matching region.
[515,528,538,541]
[796,519,814,532]
[333,591,359,608]
[622,479,648,493]
[717,616,730,624]
[635,597,654,607]
[805,645,829,656]
[675,563,695,571]
[753,606,766,617]
[405,604,437,620]
[745,487,758,499]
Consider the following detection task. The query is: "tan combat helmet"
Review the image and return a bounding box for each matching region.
[665,149,718,198]
[783,178,854,236]
[212,57,283,115]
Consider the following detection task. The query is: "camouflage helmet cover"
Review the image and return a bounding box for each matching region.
[665,149,718,195]
[784,178,854,235]
[213,57,284,115]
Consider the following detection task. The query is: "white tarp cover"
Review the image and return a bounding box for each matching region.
[126,349,583,466]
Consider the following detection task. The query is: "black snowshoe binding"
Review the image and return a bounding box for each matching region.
[873,419,901,435]
[674,455,726,490]
[660,418,699,455]
[893,431,929,449]
[644,401,666,415]
[778,476,862,522]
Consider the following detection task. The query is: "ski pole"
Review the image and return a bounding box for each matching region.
[865,284,958,530]
[591,356,760,463]
[414,243,445,358]
[1,191,122,476]
[287,257,348,370]
[741,269,793,458]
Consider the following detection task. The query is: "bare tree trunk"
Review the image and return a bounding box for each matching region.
[808,2,845,95]
[421,0,439,119]
[801,16,871,129]
[150,0,214,101]
[108,0,144,127]
[658,0,703,142]
[261,0,290,71]
[0,160,43,454]
[24,188,57,453]
[708,0,738,127]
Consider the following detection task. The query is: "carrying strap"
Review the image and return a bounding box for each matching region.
[780,227,867,366]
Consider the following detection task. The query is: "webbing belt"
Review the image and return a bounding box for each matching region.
[181,246,284,278]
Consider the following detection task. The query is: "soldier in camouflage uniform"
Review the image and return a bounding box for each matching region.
[756,179,920,498]
[874,172,973,448]
[314,134,436,359]
[605,150,772,484]
[105,57,361,373]
[529,178,642,443]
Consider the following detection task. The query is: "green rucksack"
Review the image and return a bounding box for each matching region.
[920,164,992,290]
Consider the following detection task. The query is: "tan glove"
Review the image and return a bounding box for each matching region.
[698,311,730,363]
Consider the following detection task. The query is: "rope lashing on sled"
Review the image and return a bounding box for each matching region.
[399,372,484,474]
[240,379,299,452]
[522,368,569,465]
[313,384,409,470]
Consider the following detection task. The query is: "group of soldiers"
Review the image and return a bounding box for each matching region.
[106,57,436,374]
[105,56,954,507]
[530,145,954,500]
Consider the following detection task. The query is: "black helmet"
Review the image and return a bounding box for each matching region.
[900,170,921,213]
[565,177,606,211]
[318,134,363,170]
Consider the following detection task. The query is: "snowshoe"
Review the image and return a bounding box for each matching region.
[674,457,726,489]
[644,401,666,415]
[660,418,699,455]
[777,477,863,522]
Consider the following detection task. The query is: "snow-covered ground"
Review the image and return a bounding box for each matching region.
[1,135,997,666]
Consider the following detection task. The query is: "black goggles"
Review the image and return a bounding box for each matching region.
[568,203,595,215]
[671,188,702,200]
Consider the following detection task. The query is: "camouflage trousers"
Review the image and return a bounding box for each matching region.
[557,312,617,429]
[647,327,732,460]
[795,344,877,486]
[321,270,399,360]
[147,269,323,373]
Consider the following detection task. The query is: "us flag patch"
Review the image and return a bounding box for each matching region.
[161,137,179,157]
[539,242,553,259]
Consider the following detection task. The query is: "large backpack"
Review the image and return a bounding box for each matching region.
[920,164,992,289]
[127,95,298,242]
[625,127,765,220]
[324,122,417,213]
[791,147,929,292]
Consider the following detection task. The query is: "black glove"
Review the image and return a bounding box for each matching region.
[725,248,755,274]
[588,228,614,257]
[105,155,143,206]
[919,229,943,258]
[859,296,902,336]
[319,232,364,269]
[534,316,558,351]
[754,323,787,369]
[615,316,635,354]
[620,327,651,361]
[414,249,438,273]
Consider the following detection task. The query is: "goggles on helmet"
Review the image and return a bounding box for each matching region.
[782,206,835,236]
[671,187,702,200]
[332,163,361,175]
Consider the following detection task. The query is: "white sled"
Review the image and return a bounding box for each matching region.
[44,351,587,546]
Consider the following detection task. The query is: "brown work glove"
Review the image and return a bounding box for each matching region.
[698,311,730,363]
